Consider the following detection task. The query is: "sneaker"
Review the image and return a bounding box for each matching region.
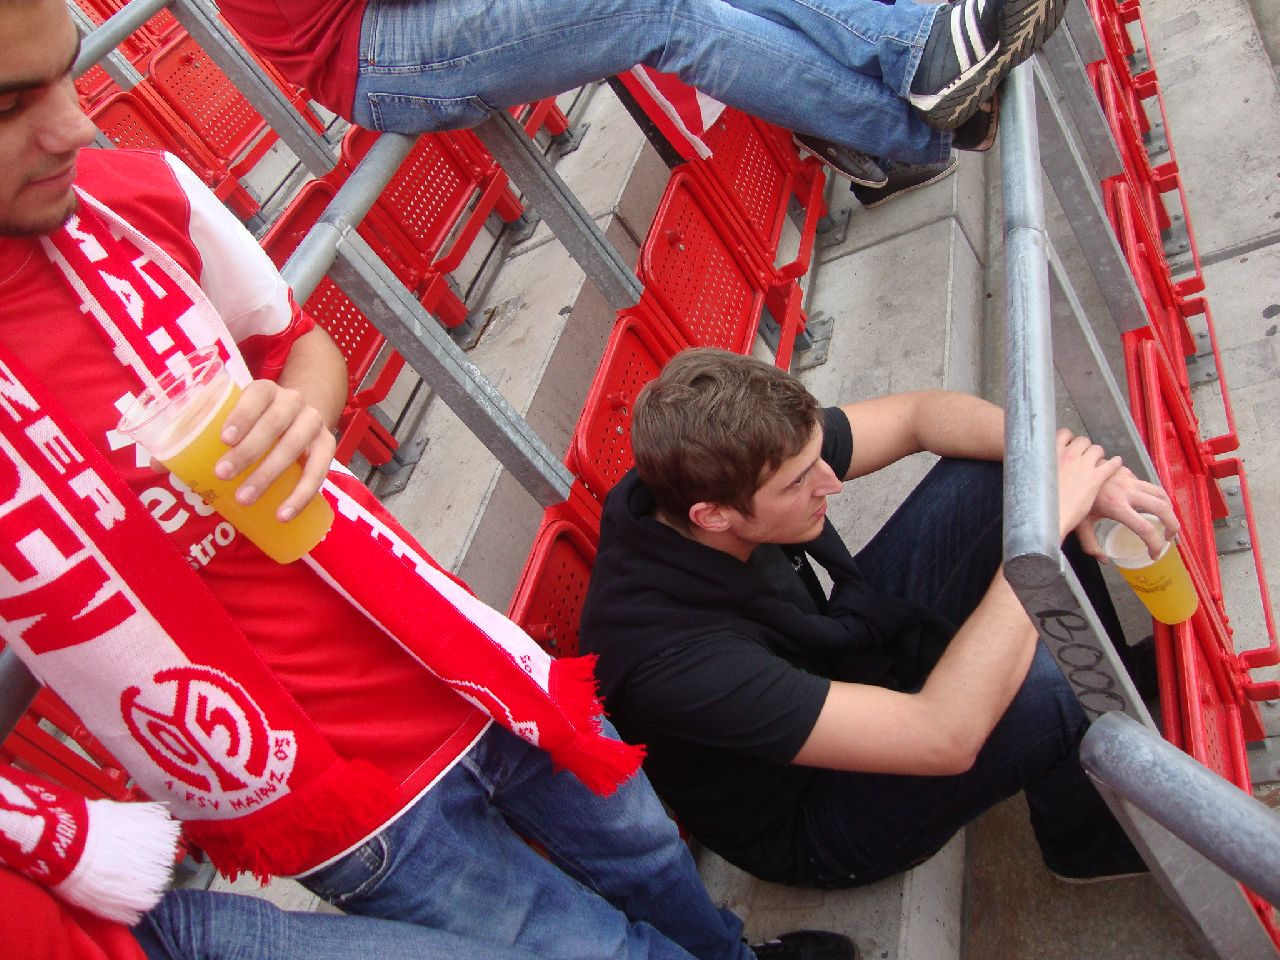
[952,89,1000,151]
[850,153,958,208]
[793,134,888,187]
[908,0,1067,130]
[749,930,859,960]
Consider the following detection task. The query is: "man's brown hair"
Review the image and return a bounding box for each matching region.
[632,348,821,525]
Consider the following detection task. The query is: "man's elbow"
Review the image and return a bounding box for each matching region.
[922,729,983,776]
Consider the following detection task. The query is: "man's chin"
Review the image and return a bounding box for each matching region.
[0,192,79,237]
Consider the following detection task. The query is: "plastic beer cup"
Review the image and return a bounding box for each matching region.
[1095,514,1198,625]
[119,346,334,564]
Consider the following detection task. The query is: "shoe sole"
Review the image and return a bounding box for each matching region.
[953,90,1000,152]
[1050,869,1149,885]
[853,157,958,208]
[912,0,1068,130]
[792,136,889,188]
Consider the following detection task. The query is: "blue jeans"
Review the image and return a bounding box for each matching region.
[299,724,752,960]
[790,459,1143,887]
[353,0,951,165]
[134,889,547,960]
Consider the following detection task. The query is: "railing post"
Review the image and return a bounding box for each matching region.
[1001,46,1280,957]
[999,62,1152,726]
[472,111,644,313]
[277,136,573,508]
[169,0,338,177]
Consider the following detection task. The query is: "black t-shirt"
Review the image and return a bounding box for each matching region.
[586,408,855,880]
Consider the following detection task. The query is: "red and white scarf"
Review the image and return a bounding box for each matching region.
[0,190,642,879]
[0,761,178,923]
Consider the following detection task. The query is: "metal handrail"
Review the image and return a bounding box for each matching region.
[1082,714,1280,959]
[1082,713,1280,907]
[998,62,1152,727]
[999,17,1279,955]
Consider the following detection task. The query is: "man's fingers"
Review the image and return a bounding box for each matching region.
[232,407,326,506]
[1124,513,1166,560]
[1141,490,1180,540]
[1075,519,1106,561]
[215,387,305,482]
[218,380,276,447]
[276,431,338,521]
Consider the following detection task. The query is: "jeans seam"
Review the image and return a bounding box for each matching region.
[665,7,855,89]
[899,2,942,97]
[788,0,929,50]
[363,7,664,76]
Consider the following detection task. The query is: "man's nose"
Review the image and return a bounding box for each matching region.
[34,80,98,154]
[814,460,842,496]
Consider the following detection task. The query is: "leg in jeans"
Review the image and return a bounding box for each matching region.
[300,725,751,960]
[352,0,950,164]
[788,458,1140,886]
[133,889,548,960]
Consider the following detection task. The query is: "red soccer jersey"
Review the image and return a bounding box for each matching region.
[0,150,487,871]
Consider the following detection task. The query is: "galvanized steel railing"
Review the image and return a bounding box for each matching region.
[1000,14,1280,954]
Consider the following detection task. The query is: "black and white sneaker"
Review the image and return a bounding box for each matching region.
[952,88,1000,151]
[850,154,958,208]
[908,0,1067,130]
[793,134,888,187]
[749,929,859,960]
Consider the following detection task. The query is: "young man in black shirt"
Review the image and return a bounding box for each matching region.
[581,348,1172,888]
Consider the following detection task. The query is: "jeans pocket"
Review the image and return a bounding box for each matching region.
[367,92,494,133]
[300,833,393,908]
[803,840,862,889]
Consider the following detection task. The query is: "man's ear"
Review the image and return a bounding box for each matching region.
[688,500,734,533]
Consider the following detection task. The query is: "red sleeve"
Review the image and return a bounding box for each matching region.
[0,870,146,960]
[236,290,318,382]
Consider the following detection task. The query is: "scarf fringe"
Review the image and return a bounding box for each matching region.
[56,800,180,924]
[548,656,645,796]
[184,760,397,881]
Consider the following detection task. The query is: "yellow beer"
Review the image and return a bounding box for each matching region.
[1102,521,1199,625]
[121,348,334,564]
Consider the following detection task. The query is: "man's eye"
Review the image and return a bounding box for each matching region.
[0,96,19,117]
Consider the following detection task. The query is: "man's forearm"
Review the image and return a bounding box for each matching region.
[792,570,1037,776]
[913,571,1038,765]
[912,391,1004,462]
[277,326,348,430]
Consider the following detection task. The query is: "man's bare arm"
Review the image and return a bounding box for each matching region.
[838,391,1005,481]
[792,432,1122,776]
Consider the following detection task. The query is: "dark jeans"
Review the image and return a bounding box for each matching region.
[789,458,1142,887]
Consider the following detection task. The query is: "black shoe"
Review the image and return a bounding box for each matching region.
[749,930,859,960]
[793,134,888,187]
[850,154,958,207]
[1045,833,1150,885]
[952,89,999,151]
[909,0,1068,130]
